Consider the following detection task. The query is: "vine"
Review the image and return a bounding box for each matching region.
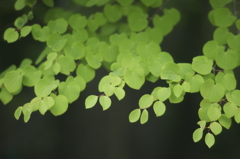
[1,0,240,148]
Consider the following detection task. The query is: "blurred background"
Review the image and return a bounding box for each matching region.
[1,0,240,159]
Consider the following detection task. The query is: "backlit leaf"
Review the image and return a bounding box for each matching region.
[99,96,111,111]
[205,133,215,148]
[153,101,166,117]
[129,109,141,123]
[85,95,98,109]
[50,94,68,116]
[193,128,203,142]
[4,70,23,93]
[140,109,149,124]
[139,94,154,109]
[192,56,213,75]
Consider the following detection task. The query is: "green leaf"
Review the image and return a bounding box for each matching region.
[34,76,59,97]
[129,109,141,123]
[213,27,229,45]
[117,0,133,6]
[197,120,206,129]
[148,52,174,77]
[57,56,76,75]
[139,94,154,109]
[203,40,225,60]
[185,74,204,93]
[59,80,81,103]
[182,81,191,92]
[192,56,213,75]
[39,96,55,115]
[226,90,240,106]
[47,33,66,52]
[209,0,231,9]
[205,133,215,148]
[193,128,203,143]
[223,102,238,118]
[215,72,236,91]
[76,63,95,82]
[68,14,87,29]
[85,48,102,69]
[20,26,32,37]
[85,95,98,109]
[99,96,111,111]
[64,42,85,60]
[48,18,68,34]
[15,0,25,10]
[210,122,222,135]
[227,33,240,50]
[22,105,32,123]
[164,8,181,26]
[153,101,166,117]
[178,63,195,79]
[4,70,23,93]
[213,8,236,27]
[153,15,173,36]
[236,19,240,30]
[0,87,13,105]
[173,84,183,98]
[157,87,171,102]
[234,109,240,123]
[215,49,238,70]
[73,76,86,92]
[104,4,122,22]
[140,109,149,124]
[124,68,145,90]
[114,87,125,100]
[207,104,221,121]
[14,106,22,120]
[14,15,27,29]
[50,94,69,116]
[4,28,19,43]
[32,24,50,42]
[200,79,225,102]
[218,114,232,129]
[128,12,148,32]
[42,0,54,7]
[22,66,42,87]
[161,63,181,82]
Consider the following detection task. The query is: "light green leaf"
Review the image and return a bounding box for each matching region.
[234,109,240,123]
[128,12,148,32]
[85,48,102,69]
[64,41,85,60]
[153,101,166,117]
[213,27,229,45]
[4,70,23,93]
[173,84,183,98]
[85,95,98,109]
[39,96,55,115]
[209,0,231,9]
[48,18,68,34]
[226,90,240,106]
[192,56,213,75]
[57,56,76,75]
[227,33,240,50]
[20,26,32,37]
[157,87,171,102]
[0,87,13,105]
[185,74,204,93]
[47,33,66,52]
[129,109,141,123]
[22,65,41,87]
[73,76,86,92]
[213,8,236,27]
[164,8,181,26]
[210,122,222,135]
[197,120,206,129]
[223,102,238,118]
[215,49,238,70]
[32,24,50,42]
[139,94,154,109]
[50,94,69,116]
[148,52,174,77]
[182,81,191,92]
[193,128,203,142]
[200,79,225,102]
[205,133,215,148]
[218,114,231,129]
[59,80,81,103]
[99,96,111,111]
[34,76,59,97]
[236,19,240,30]
[178,63,195,79]
[161,63,181,82]
[207,104,221,121]
[203,40,225,60]
[4,28,19,43]
[76,63,95,82]
[140,109,149,124]
[22,105,32,123]
[153,15,173,36]
[68,14,87,29]
[104,4,122,22]
[14,106,22,120]
[114,87,125,100]
[124,68,145,90]
[215,72,236,91]
[14,0,25,10]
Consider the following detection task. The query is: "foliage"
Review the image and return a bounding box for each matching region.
[1,0,240,148]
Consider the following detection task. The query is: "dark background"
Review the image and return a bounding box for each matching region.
[1,0,240,159]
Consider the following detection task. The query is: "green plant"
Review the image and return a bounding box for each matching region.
[1,0,240,148]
